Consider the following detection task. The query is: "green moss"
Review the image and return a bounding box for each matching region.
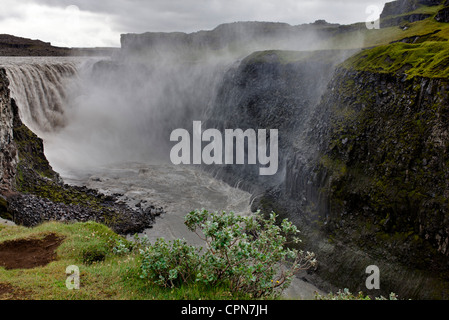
[343,41,449,79]
[320,155,347,178]
[13,124,56,180]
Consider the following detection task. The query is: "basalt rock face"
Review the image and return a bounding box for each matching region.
[266,65,449,299]
[0,69,17,193]
[315,69,449,256]
[380,0,444,27]
[381,0,442,19]
[300,68,449,299]
[203,50,355,195]
[211,47,449,299]
[435,6,449,22]
[381,13,433,28]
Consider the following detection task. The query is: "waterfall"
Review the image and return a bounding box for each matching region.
[2,58,79,135]
[0,56,233,174]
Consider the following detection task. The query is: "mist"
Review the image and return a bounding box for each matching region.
[3,22,362,180]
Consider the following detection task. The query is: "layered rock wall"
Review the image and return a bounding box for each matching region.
[209,48,449,299]
[0,69,17,193]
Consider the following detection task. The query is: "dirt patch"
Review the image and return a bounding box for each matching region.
[0,233,65,270]
[0,282,31,300]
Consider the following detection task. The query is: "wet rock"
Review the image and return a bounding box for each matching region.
[435,7,449,23]
[6,191,159,235]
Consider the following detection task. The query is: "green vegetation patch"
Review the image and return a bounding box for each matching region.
[0,210,320,300]
[343,41,449,78]
[13,122,57,180]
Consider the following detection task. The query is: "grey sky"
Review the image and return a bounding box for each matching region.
[0,0,391,47]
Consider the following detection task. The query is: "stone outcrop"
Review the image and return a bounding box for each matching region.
[381,0,442,19]
[303,68,449,299]
[435,6,449,22]
[0,69,17,192]
[379,0,444,27]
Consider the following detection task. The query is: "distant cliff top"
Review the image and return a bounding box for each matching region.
[119,20,353,61]
[119,0,449,59]
[0,34,71,56]
[0,34,118,57]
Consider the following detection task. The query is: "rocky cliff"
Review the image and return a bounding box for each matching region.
[203,49,356,195]
[306,68,449,299]
[201,0,449,300]
[381,0,441,18]
[0,34,118,57]
[0,69,17,192]
[119,21,368,63]
[207,48,449,299]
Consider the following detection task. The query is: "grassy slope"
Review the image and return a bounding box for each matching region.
[248,3,449,70]
[339,4,449,78]
[343,41,449,78]
[0,221,249,300]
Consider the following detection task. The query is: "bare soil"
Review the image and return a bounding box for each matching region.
[0,233,64,270]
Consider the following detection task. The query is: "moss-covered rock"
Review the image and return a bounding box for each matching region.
[343,41,449,79]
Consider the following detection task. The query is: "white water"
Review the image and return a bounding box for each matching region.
[0,57,92,134]
[64,162,253,245]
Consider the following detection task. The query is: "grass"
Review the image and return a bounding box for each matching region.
[332,7,449,79]
[239,6,449,75]
[0,221,254,300]
[342,41,449,78]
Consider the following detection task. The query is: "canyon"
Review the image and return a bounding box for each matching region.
[1,0,449,300]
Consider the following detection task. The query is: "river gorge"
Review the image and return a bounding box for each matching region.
[2,0,449,300]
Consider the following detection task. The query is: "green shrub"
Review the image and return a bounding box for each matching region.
[139,210,317,298]
[112,238,132,255]
[139,238,202,288]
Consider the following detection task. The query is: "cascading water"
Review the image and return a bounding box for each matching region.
[0,55,254,243]
[2,57,82,135]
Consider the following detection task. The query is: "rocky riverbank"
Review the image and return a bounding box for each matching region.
[4,189,162,235]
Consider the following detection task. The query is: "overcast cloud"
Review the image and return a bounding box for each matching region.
[0,0,390,47]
